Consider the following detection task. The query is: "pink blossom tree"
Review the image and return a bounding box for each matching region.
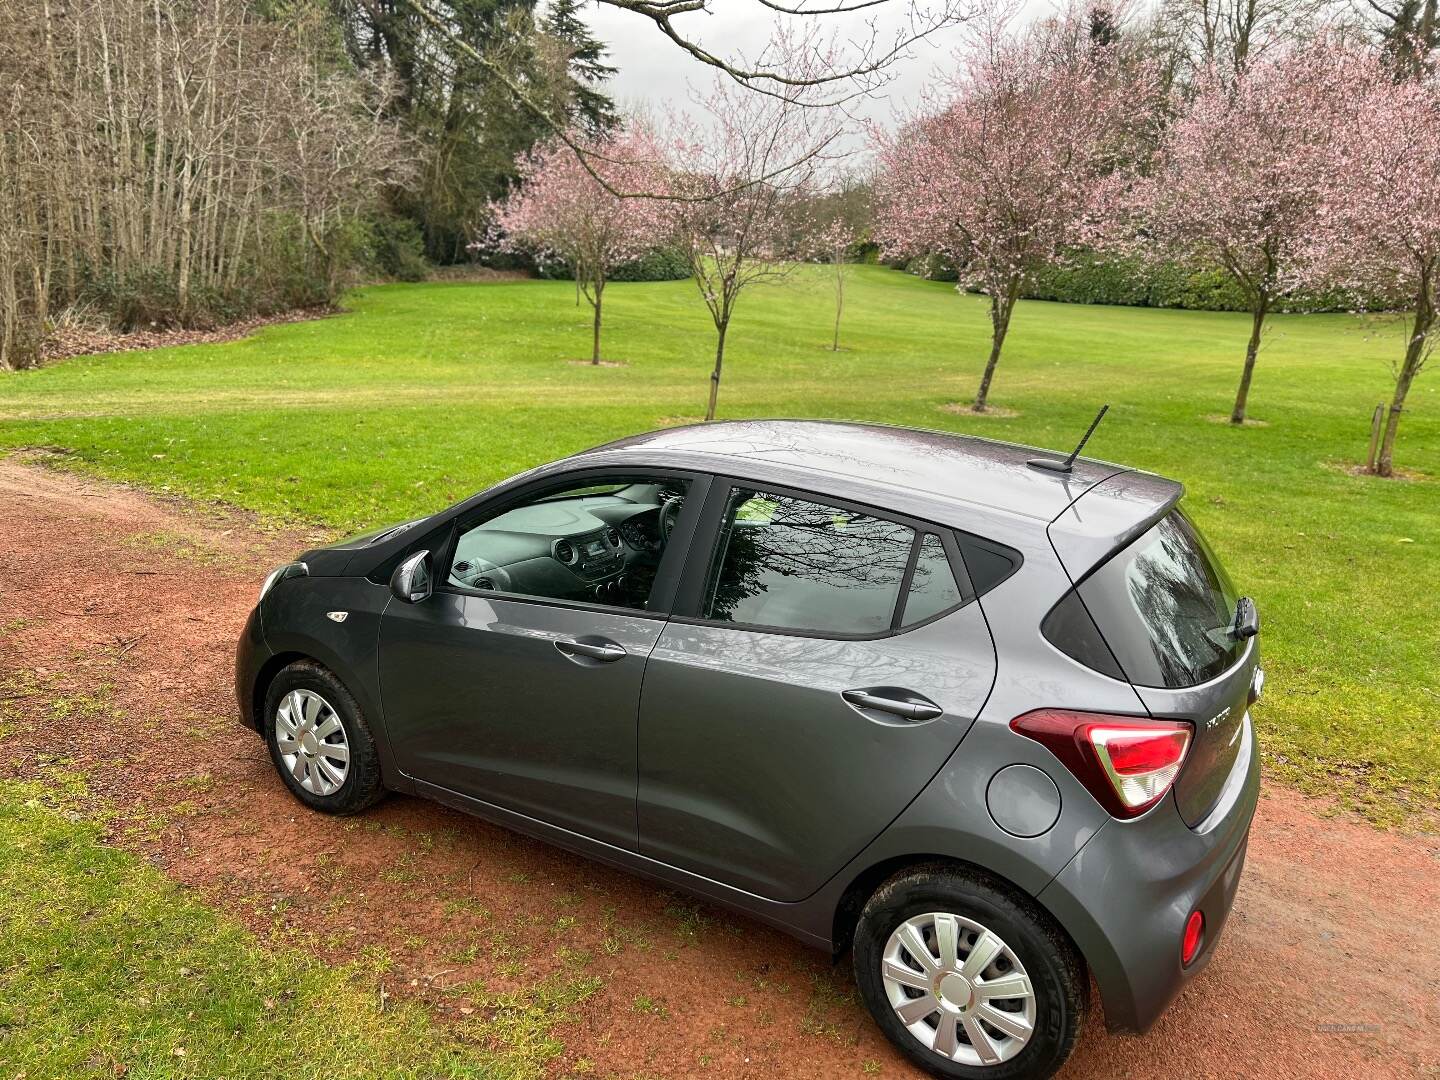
[874,15,1143,412]
[491,125,668,364]
[665,65,842,420]
[806,176,875,353]
[807,215,867,352]
[1137,44,1367,425]
[1313,59,1440,476]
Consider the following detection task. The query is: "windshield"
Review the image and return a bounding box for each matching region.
[535,483,633,502]
[1077,507,1241,689]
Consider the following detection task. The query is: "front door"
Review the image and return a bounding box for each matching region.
[379,471,702,851]
[637,485,998,902]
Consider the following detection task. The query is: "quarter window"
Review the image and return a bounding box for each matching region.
[901,533,963,627]
[702,488,917,636]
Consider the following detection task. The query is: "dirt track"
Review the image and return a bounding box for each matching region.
[0,458,1436,1078]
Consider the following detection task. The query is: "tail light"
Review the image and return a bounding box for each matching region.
[1009,710,1192,819]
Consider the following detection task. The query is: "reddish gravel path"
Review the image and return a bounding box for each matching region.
[0,459,1435,1079]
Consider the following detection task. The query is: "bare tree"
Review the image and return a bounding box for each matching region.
[595,0,982,101]
[1151,0,1342,81]
[0,0,409,370]
[800,173,872,351]
[395,0,984,100]
[386,0,982,197]
[815,219,859,352]
[1357,0,1440,77]
[665,65,843,419]
[273,66,414,295]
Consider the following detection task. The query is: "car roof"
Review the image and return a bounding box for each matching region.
[578,419,1143,523]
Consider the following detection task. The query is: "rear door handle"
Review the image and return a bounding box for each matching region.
[842,688,944,722]
[554,637,627,663]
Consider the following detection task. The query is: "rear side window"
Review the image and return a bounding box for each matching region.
[1071,508,1241,688]
[704,489,914,635]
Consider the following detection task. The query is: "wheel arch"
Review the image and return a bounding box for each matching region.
[829,853,1091,988]
[250,650,316,732]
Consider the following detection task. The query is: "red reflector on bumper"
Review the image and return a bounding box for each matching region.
[1181,909,1205,966]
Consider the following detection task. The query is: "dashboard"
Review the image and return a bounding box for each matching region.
[448,485,682,606]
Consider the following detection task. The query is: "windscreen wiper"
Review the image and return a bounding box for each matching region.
[1230,596,1260,640]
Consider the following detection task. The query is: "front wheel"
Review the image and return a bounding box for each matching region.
[853,865,1086,1080]
[263,660,384,815]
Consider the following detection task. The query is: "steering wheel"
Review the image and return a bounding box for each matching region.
[658,497,683,546]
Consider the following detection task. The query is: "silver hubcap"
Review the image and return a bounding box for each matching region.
[274,689,350,796]
[881,912,1036,1066]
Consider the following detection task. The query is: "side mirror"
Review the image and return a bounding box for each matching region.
[390,550,433,604]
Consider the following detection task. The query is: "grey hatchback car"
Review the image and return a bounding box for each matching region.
[236,420,1261,1079]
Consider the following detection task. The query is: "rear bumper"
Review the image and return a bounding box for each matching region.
[1038,712,1260,1032]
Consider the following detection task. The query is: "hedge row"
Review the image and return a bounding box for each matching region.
[531,245,692,283]
[76,212,423,332]
[895,249,1379,313]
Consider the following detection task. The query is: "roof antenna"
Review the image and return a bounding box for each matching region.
[1028,404,1110,474]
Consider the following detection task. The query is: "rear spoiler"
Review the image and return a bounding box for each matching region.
[1046,470,1185,585]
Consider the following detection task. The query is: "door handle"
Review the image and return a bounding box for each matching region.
[554,637,627,663]
[842,688,944,722]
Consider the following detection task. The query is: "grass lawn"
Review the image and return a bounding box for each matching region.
[1,265,1436,824]
[0,779,497,1079]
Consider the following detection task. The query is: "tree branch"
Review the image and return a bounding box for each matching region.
[386,0,845,203]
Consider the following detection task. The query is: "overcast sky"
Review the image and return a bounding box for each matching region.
[578,0,1059,140]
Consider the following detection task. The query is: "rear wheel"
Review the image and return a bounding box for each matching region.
[263,661,384,815]
[853,865,1085,1080]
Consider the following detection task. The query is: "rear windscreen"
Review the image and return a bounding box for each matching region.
[1075,507,1241,689]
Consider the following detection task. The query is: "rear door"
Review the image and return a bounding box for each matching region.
[636,482,998,902]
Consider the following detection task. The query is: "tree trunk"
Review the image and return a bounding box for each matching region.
[831,267,844,352]
[176,152,195,313]
[974,276,1019,412]
[1231,291,1270,424]
[1375,267,1435,477]
[705,320,729,422]
[303,218,332,296]
[590,278,604,364]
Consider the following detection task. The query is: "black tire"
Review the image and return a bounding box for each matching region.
[263,660,385,815]
[853,864,1086,1080]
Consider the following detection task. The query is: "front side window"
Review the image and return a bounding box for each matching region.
[702,488,919,636]
[1076,507,1241,688]
[448,475,690,611]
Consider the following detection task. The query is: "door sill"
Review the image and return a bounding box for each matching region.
[410,777,831,950]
